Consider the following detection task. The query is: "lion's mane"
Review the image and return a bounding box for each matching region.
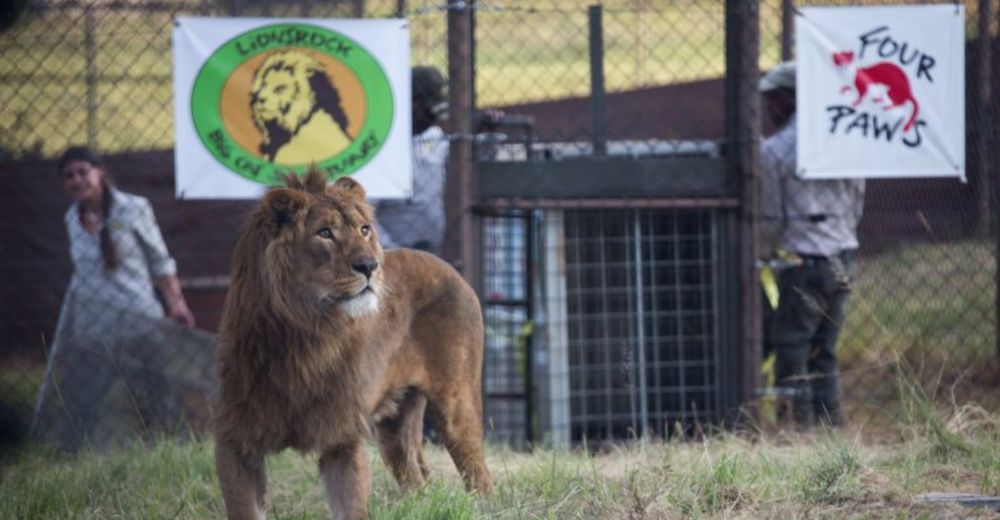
[214,170,376,454]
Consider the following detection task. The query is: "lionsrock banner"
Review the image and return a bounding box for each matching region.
[173,18,411,199]
[796,5,965,180]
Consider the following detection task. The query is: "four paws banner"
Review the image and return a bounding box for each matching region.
[796,5,965,180]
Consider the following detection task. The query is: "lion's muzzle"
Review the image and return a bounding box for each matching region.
[351,257,378,280]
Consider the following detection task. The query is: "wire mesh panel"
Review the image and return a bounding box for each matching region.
[480,210,533,448]
[560,209,720,443]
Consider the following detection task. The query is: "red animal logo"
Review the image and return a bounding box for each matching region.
[832,50,920,132]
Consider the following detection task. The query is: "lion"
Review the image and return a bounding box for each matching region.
[250,51,353,164]
[213,170,491,520]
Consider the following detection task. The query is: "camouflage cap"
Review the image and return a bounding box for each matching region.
[759,61,796,92]
[412,66,445,105]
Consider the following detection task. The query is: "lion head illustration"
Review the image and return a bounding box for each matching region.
[249,50,353,163]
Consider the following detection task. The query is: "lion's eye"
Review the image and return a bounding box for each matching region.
[317,228,334,239]
[360,224,371,237]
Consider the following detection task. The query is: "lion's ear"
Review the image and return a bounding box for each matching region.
[279,168,327,195]
[333,176,367,201]
[262,188,309,230]
[302,167,327,194]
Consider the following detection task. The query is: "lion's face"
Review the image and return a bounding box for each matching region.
[261,175,384,319]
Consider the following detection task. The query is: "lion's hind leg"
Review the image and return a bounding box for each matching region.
[375,390,429,490]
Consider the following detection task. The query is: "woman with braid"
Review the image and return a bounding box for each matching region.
[32,146,194,450]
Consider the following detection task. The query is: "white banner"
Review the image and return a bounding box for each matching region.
[796,5,965,180]
[173,17,411,199]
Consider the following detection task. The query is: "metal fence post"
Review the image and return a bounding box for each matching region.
[976,0,993,237]
[588,5,607,157]
[84,5,97,149]
[780,0,793,61]
[994,0,1000,361]
[446,0,479,292]
[725,0,761,420]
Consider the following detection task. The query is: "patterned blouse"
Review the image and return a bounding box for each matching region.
[56,189,177,341]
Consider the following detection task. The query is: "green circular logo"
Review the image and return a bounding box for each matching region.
[191,23,393,185]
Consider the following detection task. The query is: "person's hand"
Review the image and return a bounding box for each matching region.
[475,109,506,132]
[167,298,196,329]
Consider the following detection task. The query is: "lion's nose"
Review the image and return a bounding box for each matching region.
[352,258,379,279]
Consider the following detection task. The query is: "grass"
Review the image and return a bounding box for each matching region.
[4,399,1000,519]
[5,346,1000,518]
[0,239,996,517]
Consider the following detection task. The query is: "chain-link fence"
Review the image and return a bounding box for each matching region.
[758,0,999,430]
[476,1,750,447]
[475,0,998,445]
[0,0,453,450]
[0,0,997,451]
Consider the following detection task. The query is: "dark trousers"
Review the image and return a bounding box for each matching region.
[771,251,856,427]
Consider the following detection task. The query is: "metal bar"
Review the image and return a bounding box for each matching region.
[479,198,741,210]
[780,0,793,61]
[445,0,479,291]
[632,210,649,435]
[477,156,730,200]
[647,211,663,430]
[672,210,686,423]
[486,392,528,400]
[524,214,535,445]
[598,214,613,438]
[710,212,724,419]
[544,210,571,446]
[588,5,607,157]
[485,298,529,307]
[350,0,365,18]
[702,212,716,418]
[0,74,173,83]
[995,0,1000,361]
[626,213,638,436]
[977,0,993,236]
[84,5,97,148]
[24,1,190,13]
[724,0,762,422]
[571,212,586,440]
